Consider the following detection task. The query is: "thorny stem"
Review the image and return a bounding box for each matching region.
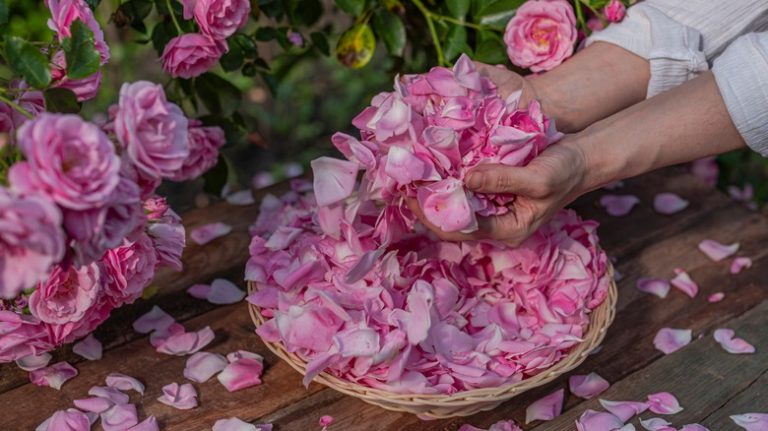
[166,0,184,35]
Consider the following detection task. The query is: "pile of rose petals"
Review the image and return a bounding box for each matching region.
[311,54,561,234]
[247,178,610,394]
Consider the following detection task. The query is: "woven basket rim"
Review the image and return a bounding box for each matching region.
[246,264,617,408]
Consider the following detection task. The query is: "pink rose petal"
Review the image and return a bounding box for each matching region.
[598,399,650,422]
[575,409,624,431]
[213,418,272,431]
[156,326,215,356]
[525,388,564,423]
[128,416,160,431]
[713,328,755,354]
[30,361,78,390]
[653,328,692,355]
[74,396,114,413]
[679,425,710,431]
[73,334,103,361]
[218,356,264,392]
[417,177,475,232]
[37,409,91,431]
[191,222,233,245]
[647,392,683,415]
[670,269,698,298]
[16,353,52,371]
[600,194,640,216]
[319,415,334,431]
[101,403,139,431]
[459,421,523,431]
[640,417,672,430]
[89,385,130,404]
[184,351,228,383]
[636,278,671,299]
[653,193,689,215]
[187,283,210,299]
[106,373,145,394]
[731,413,768,431]
[150,322,186,348]
[311,157,358,207]
[730,257,752,274]
[226,190,256,206]
[207,279,246,304]
[698,239,739,262]
[157,382,198,410]
[133,306,175,334]
[707,292,725,303]
[569,373,610,399]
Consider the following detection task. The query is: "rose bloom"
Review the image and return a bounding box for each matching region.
[0,189,66,300]
[0,311,54,362]
[504,0,577,72]
[170,120,226,181]
[191,0,251,40]
[114,81,190,179]
[161,33,225,80]
[604,0,626,23]
[28,263,101,328]
[50,51,102,102]
[9,113,120,210]
[102,233,157,305]
[45,0,110,63]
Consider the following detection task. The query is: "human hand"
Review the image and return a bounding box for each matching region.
[472,61,539,107]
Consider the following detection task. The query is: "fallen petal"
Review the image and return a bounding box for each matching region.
[636,278,671,299]
[707,292,725,303]
[157,326,215,356]
[191,222,233,245]
[569,373,610,399]
[698,239,739,262]
[89,385,130,405]
[730,257,752,274]
[157,383,198,410]
[647,392,683,414]
[525,388,564,423]
[670,269,698,298]
[207,279,246,304]
[187,283,210,300]
[640,417,672,431]
[37,409,91,431]
[598,399,649,422]
[29,362,78,390]
[575,409,624,431]
[16,353,52,371]
[213,418,259,431]
[226,190,256,206]
[653,328,692,355]
[73,334,103,361]
[74,396,114,413]
[133,306,175,334]
[128,416,160,431]
[713,328,756,354]
[600,194,640,216]
[106,373,145,394]
[653,193,689,215]
[184,351,229,383]
[218,357,264,392]
[730,413,768,431]
[101,404,139,431]
[679,425,710,431]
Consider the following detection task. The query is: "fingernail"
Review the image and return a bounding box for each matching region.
[466,173,482,190]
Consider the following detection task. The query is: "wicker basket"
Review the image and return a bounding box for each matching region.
[247,265,617,419]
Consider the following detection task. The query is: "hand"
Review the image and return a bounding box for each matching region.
[408,141,589,245]
[472,61,539,107]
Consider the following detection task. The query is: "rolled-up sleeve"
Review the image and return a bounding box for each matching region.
[713,33,768,155]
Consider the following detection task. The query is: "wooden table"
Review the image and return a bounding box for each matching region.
[3,167,767,430]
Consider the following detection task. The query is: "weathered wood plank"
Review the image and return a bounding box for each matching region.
[699,370,768,430]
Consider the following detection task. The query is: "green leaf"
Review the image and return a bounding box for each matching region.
[443,25,468,62]
[474,0,525,29]
[335,23,376,69]
[259,0,285,19]
[254,27,281,41]
[372,9,406,57]
[43,88,81,114]
[117,0,154,32]
[446,0,470,19]
[233,34,258,59]
[202,155,229,195]
[289,0,323,26]
[334,0,365,16]
[5,37,51,89]
[62,20,101,80]
[195,73,242,116]
[151,21,176,55]
[310,31,330,56]
[242,62,258,77]
[84,0,102,8]
[219,40,244,72]
[0,0,9,26]
[474,30,507,64]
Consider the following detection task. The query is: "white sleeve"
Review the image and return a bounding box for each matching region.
[712,33,768,156]
[586,0,768,97]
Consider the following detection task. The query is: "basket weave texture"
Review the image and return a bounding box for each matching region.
[247,265,617,419]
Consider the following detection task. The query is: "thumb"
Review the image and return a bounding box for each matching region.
[465,164,551,197]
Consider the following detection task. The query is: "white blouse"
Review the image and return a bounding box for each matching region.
[586,0,768,155]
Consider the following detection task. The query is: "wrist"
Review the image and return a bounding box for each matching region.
[526,73,576,134]
[562,126,628,194]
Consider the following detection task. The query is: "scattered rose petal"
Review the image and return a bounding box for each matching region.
[184,351,228,383]
[598,399,649,422]
[698,239,739,262]
[670,269,698,298]
[575,409,624,431]
[679,425,710,431]
[128,416,160,431]
[74,396,114,413]
[600,194,640,216]
[150,323,186,348]
[525,388,564,423]
[187,283,209,299]
[133,306,175,334]
[106,373,145,394]
[731,413,768,431]
[319,415,334,430]
[636,278,671,299]
[640,417,672,431]
[459,421,522,431]
[226,190,256,206]
[707,292,725,303]
[569,373,610,399]
[209,279,246,304]
[89,385,130,405]
[730,257,752,274]
[617,425,637,431]
[101,403,139,431]
[37,409,91,431]
[713,328,755,354]
[73,334,103,361]
[647,392,683,415]
[653,193,689,214]
[191,222,233,245]
[30,361,78,390]
[653,328,692,355]
[157,383,198,410]
[213,418,260,431]
[218,355,264,392]
[156,326,215,356]
[16,353,52,371]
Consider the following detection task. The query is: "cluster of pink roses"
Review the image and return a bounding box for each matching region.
[161,0,251,79]
[312,55,561,234]
[247,179,610,394]
[504,0,626,72]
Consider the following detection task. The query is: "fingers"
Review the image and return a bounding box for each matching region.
[465,164,553,197]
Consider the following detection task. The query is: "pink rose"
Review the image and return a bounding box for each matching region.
[45,0,110,64]
[0,311,54,362]
[114,81,190,179]
[144,196,170,219]
[193,0,251,40]
[146,199,186,271]
[9,113,120,210]
[102,233,157,305]
[169,120,226,181]
[504,0,577,72]
[0,189,66,300]
[28,263,101,326]
[51,51,103,102]
[604,0,626,23]
[161,33,225,80]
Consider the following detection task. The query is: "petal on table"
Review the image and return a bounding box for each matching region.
[569,373,610,399]
[599,194,640,216]
[730,257,752,274]
[190,222,233,245]
[653,193,689,215]
[636,278,671,299]
[598,399,649,422]
[639,417,672,430]
[157,383,198,410]
[101,404,138,431]
[698,239,739,262]
[218,357,264,392]
[133,306,175,334]
[88,385,130,405]
[713,328,756,354]
[29,361,78,390]
[575,410,624,431]
[156,326,215,356]
[647,392,684,415]
[525,388,564,423]
[73,334,102,361]
[226,190,256,206]
[184,351,228,383]
[707,292,725,303]
[207,279,246,304]
[15,353,52,371]
[653,328,692,355]
[679,425,710,431]
[37,409,91,431]
[105,373,145,394]
[730,413,768,431]
[186,283,210,300]
[127,416,160,431]
[212,417,260,431]
[74,396,114,413]
[311,157,358,207]
[670,269,699,298]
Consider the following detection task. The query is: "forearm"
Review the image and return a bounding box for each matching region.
[529,42,651,133]
[572,71,745,192]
